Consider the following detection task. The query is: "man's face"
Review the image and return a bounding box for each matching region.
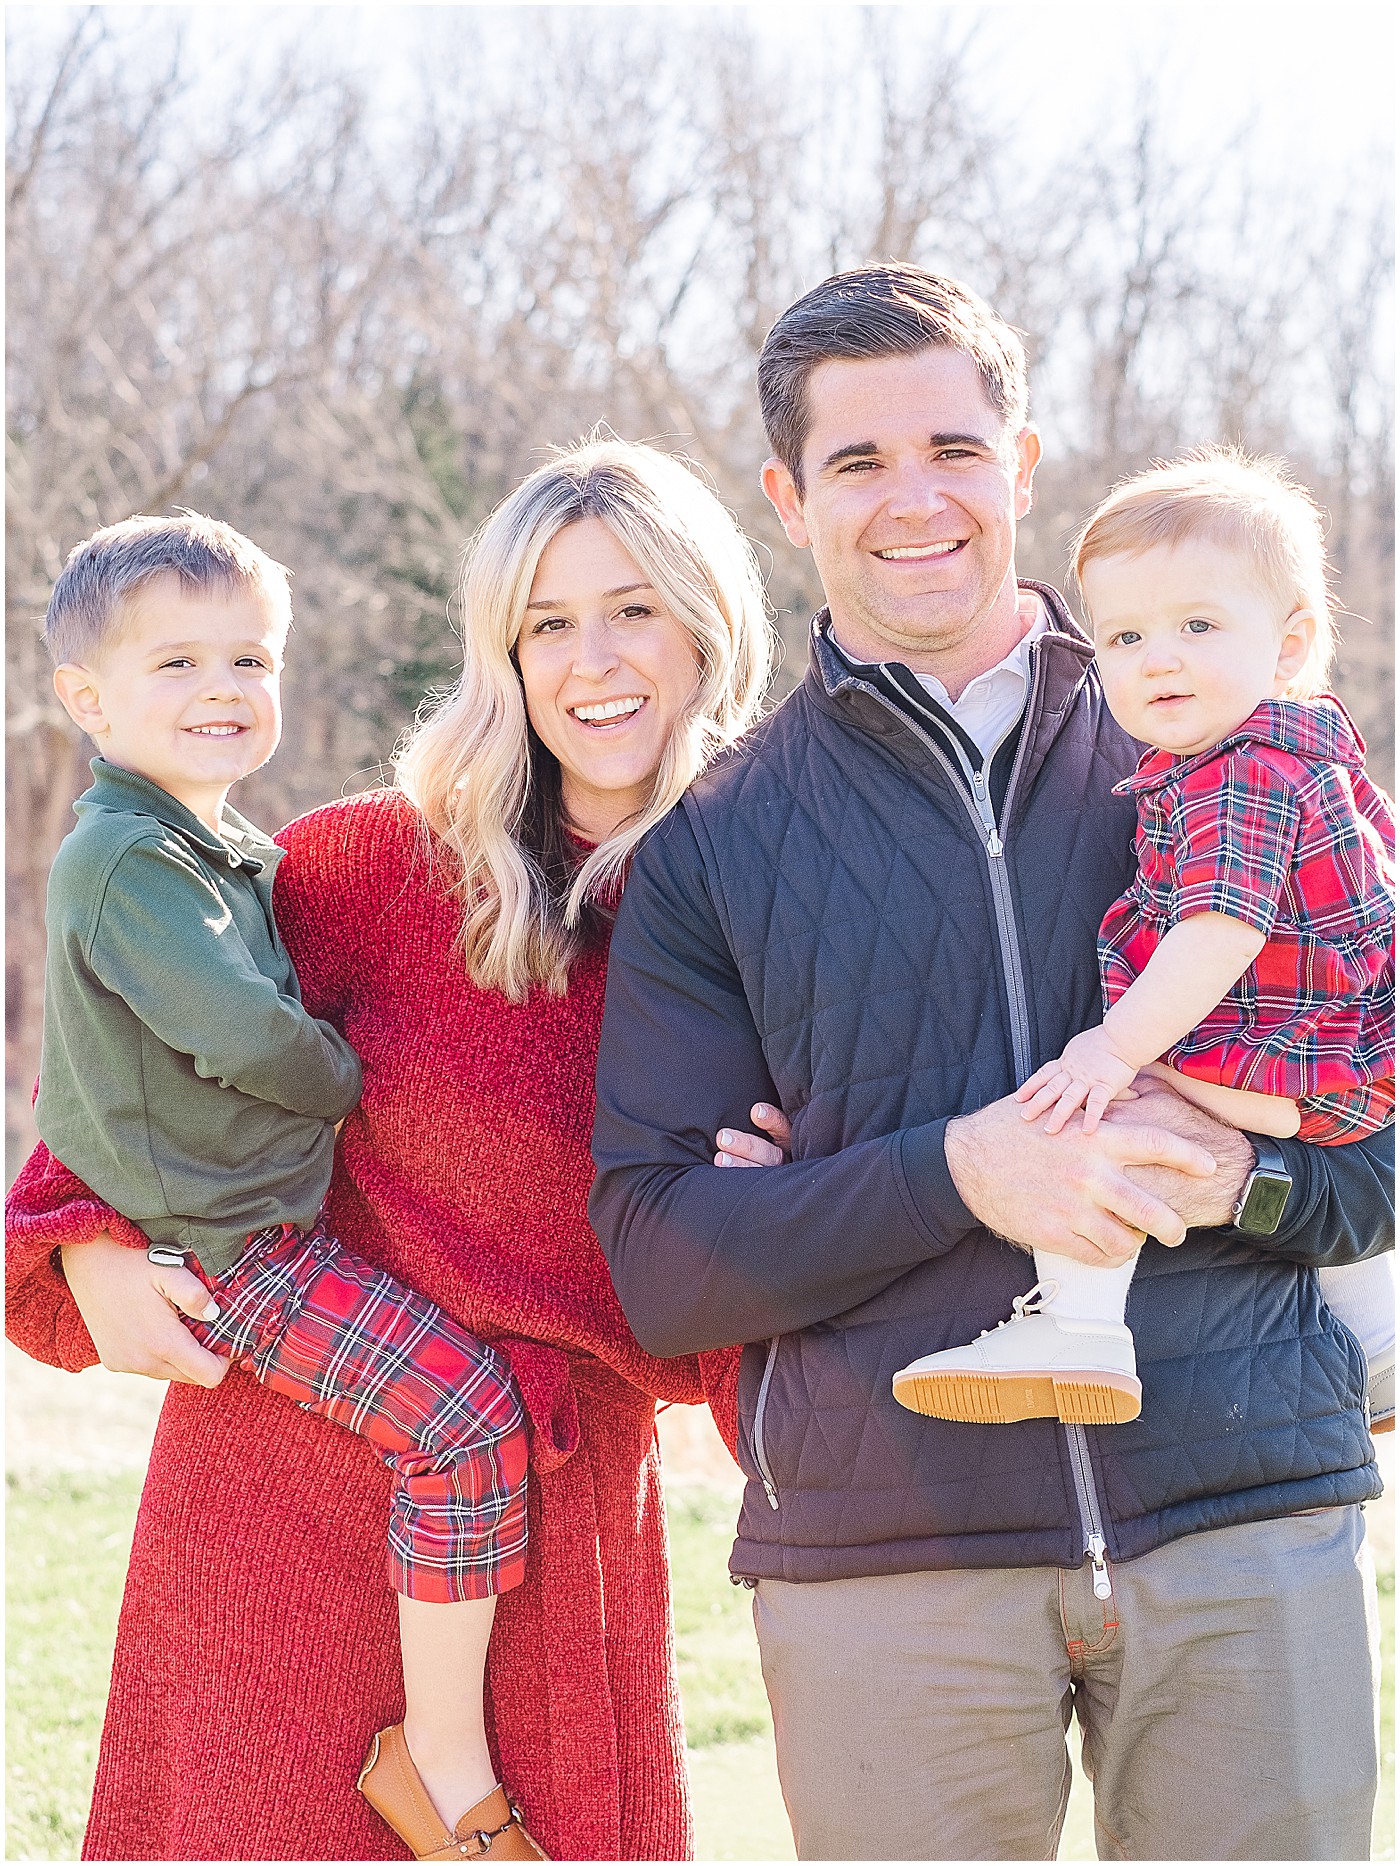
[761,347,1040,679]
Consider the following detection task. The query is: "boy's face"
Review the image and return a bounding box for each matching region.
[54,573,286,827]
[1082,538,1314,757]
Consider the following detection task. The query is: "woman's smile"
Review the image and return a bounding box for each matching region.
[516,518,699,840]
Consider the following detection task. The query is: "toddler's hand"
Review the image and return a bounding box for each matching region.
[715,1103,792,1167]
[1016,1027,1141,1135]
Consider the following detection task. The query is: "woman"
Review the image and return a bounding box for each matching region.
[5,439,775,1861]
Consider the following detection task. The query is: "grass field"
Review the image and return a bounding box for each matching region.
[6,1466,1394,1861]
[4,1354,1395,1860]
[6,1473,137,1859]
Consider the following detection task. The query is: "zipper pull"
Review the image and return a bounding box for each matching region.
[971,770,1003,856]
[761,1474,779,1511]
[1087,1534,1112,1600]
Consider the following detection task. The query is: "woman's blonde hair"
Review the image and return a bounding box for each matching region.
[1071,445,1338,699]
[395,438,775,999]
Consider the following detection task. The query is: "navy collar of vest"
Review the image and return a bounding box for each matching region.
[82,758,280,875]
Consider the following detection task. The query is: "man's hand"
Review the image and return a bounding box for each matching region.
[61,1233,228,1387]
[1103,1074,1255,1228]
[945,1087,1219,1265]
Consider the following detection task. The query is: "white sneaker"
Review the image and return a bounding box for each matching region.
[892,1284,1142,1426]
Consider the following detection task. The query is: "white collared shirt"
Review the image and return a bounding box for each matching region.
[829,605,1049,763]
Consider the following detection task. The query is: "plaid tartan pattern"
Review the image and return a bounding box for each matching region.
[1101,697,1395,1140]
[189,1217,528,1602]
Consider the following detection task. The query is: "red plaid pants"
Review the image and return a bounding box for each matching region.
[187,1217,528,1603]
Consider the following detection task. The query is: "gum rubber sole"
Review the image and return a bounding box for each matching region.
[891,1366,1142,1425]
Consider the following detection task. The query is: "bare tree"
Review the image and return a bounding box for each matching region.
[6,8,1392,1166]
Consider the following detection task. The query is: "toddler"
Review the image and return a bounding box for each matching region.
[37,514,545,1861]
[893,449,1394,1431]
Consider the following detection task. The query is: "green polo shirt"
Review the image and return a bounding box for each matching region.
[36,760,362,1276]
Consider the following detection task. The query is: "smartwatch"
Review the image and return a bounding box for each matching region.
[1231,1134,1293,1235]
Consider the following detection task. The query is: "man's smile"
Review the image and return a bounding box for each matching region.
[872,541,965,562]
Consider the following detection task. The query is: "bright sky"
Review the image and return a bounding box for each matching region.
[12,3,1395,191]
[971,2,1394,181]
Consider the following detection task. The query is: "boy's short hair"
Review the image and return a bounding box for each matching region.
[757,264,1030,495]
[1071,446,1337,700]
[44,512,292,667]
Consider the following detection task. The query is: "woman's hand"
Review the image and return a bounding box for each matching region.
[61,1233,228,1387]
[714,1102,792,1167]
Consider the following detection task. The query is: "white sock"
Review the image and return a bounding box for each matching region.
[1032,1247,1138,1326]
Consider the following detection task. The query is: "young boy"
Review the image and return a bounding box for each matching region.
[891,449,1394,1432]
[37,513,545,1861]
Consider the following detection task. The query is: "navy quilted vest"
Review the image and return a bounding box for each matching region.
[675,589,1381,1579]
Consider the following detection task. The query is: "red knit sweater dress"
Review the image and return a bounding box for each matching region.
[6,789,741,1863]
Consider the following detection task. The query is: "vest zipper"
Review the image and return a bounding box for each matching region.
[855,649,1115,1588]
[751,1336,782,1510]
[1065,1420,1113,1598]
[870,663,1033,1084]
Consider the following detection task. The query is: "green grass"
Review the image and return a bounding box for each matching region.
[668,1486,775,1748]
[6,1471,1394,1861]
[5,1471,142,1861]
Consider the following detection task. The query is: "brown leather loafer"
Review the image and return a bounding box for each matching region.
[358,1724,548,1860]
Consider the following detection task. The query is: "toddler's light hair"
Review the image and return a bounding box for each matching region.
[1070,445,1337,699]
[44,511,292,668]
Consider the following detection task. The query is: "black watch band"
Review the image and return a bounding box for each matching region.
[1232,1134,1293,1235]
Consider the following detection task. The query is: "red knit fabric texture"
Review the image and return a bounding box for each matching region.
[6,789,742,1862]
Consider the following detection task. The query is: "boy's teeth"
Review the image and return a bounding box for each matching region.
[573,697,644,721]
[190,725,241,735]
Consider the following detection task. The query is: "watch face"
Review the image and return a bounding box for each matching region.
[1240,1171,1291,1235]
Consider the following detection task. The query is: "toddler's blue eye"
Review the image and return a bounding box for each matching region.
[1185,619,1213,634]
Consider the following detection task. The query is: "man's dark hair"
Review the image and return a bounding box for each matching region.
[757,264,1030,494]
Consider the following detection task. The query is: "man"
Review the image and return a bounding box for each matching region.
[590,266,1390,1860]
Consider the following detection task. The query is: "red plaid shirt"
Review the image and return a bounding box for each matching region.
[1099,695,1395,1138]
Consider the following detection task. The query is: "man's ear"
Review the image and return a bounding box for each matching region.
[53,663,108,739]
[1012,426,1042,520]
[761,456,811,549]
[1273,608,1317,694]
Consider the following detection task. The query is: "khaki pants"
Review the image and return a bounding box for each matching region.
[753,1507,1379,1860]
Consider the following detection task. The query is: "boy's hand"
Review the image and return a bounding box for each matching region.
[61,1233,228,1387]
[715,1102,792,1167]
[1017,1026,1141,1134]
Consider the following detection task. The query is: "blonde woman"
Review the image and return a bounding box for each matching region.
[6,439,775,1863]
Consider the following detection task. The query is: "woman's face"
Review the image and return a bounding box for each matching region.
[516,517,701,841]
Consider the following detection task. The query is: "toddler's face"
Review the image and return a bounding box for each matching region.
[1082,538,1313,757]
[62,573,286,826]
